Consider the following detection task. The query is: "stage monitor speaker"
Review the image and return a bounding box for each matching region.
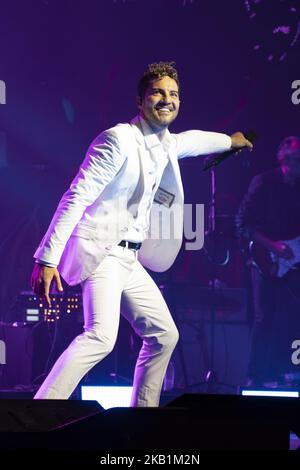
[0,396,296,451]
[50,406,198,451]
[0,399,102,432]
[49,396,294,450]
[165,393,300,450]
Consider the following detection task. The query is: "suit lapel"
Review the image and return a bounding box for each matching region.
[129,119,147,204]
[130,116,184,203]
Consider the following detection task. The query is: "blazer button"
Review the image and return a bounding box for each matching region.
[105,245,112,251]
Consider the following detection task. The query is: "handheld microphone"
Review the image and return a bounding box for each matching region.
[202,131,257,171]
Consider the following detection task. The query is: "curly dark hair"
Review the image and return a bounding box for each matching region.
[138,61,180,100]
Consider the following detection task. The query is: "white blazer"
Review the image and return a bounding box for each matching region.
[34,116,231,285]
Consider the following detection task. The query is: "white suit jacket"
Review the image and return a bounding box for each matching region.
[34,115,231,285]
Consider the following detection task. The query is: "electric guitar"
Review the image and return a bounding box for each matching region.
[249,235,300,278]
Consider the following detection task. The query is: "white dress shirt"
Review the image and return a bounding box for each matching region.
[125,116,170,243]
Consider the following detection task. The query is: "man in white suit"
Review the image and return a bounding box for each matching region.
[31,62,253,405]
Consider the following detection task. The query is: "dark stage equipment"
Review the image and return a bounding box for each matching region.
[0,394,299,457]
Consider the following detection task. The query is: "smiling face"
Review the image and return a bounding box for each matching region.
[138,76,180,132]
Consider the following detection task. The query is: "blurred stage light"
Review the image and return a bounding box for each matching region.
[81,385,133,409]
[241,389,299,398]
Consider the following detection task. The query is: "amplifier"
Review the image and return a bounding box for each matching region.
[165,284,248,323]
[15,291,83,324]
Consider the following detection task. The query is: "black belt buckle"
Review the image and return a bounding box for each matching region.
[118,240,142,251]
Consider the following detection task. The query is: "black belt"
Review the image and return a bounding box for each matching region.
[118,240,142,251]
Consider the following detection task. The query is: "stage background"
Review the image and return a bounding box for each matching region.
[0,0,299,390]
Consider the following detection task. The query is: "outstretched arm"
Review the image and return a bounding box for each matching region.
[176,130,253,159]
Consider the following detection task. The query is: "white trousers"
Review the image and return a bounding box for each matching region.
[34,245,179,406]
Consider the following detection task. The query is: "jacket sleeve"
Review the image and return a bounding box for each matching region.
[34,129,126,266]
[174,130,232,159]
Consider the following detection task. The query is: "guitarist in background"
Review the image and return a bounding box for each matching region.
[237,136,300,387]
